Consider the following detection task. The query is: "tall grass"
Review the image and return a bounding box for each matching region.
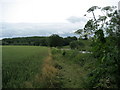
[2,46,49,88]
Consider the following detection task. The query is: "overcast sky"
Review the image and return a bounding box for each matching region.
[0,0,119,38]
[0,0,119,23]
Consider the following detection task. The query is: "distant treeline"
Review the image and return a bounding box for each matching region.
[2,34,78,47]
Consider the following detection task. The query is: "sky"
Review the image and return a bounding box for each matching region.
[0,0,119,38]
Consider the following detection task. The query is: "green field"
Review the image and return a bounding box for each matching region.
[2,45,94,88]
[3,44,117,88]
[2,46,49,88]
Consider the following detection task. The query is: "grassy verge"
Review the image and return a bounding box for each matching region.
[30,49,62,88]
[51,48,96,88]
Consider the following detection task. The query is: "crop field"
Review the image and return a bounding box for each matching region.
[2,46,49,88]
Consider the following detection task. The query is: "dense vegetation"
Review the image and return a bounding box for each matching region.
[51,48,95,88]
[75,6,120,88]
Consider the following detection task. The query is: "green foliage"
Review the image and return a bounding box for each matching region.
[70,41,78,49]
[79,6,120,88]
[63,36,77,46]
[70,40,85,50]
[48,34,64,47]
[70,40,92,51]
[51,48,62,55]
[2,35,78,47]
[2,36,49,46]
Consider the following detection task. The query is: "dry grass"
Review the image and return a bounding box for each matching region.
[24,49,59,88]
[24,81,33,88]
[42,54,58,79]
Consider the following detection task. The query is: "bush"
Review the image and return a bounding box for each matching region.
[70,41,85,49]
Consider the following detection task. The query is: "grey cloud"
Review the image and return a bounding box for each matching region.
[1,22,82,38]
[67,16,87,23]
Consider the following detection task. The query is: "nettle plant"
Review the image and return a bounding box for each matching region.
[80,6,120,88]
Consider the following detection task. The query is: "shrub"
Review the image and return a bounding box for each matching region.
[70,41,85,49]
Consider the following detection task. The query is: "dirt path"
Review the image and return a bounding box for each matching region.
[24,49,61,88]
[34,49,61,88]
[25,48,85,88]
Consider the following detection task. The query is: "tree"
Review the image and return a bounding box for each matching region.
[75,29,88,39]
[70,41,78,49]
[70,41,84,49]
[49,34,64,47]
[77,6,120,88]
[63,36,77,46]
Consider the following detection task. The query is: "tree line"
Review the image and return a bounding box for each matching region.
[2,35,78,47]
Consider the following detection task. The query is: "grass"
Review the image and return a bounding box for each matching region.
[2,45,96,88]
[2,46,49,88]
[32,50,62,88]
[51,48,96,88]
